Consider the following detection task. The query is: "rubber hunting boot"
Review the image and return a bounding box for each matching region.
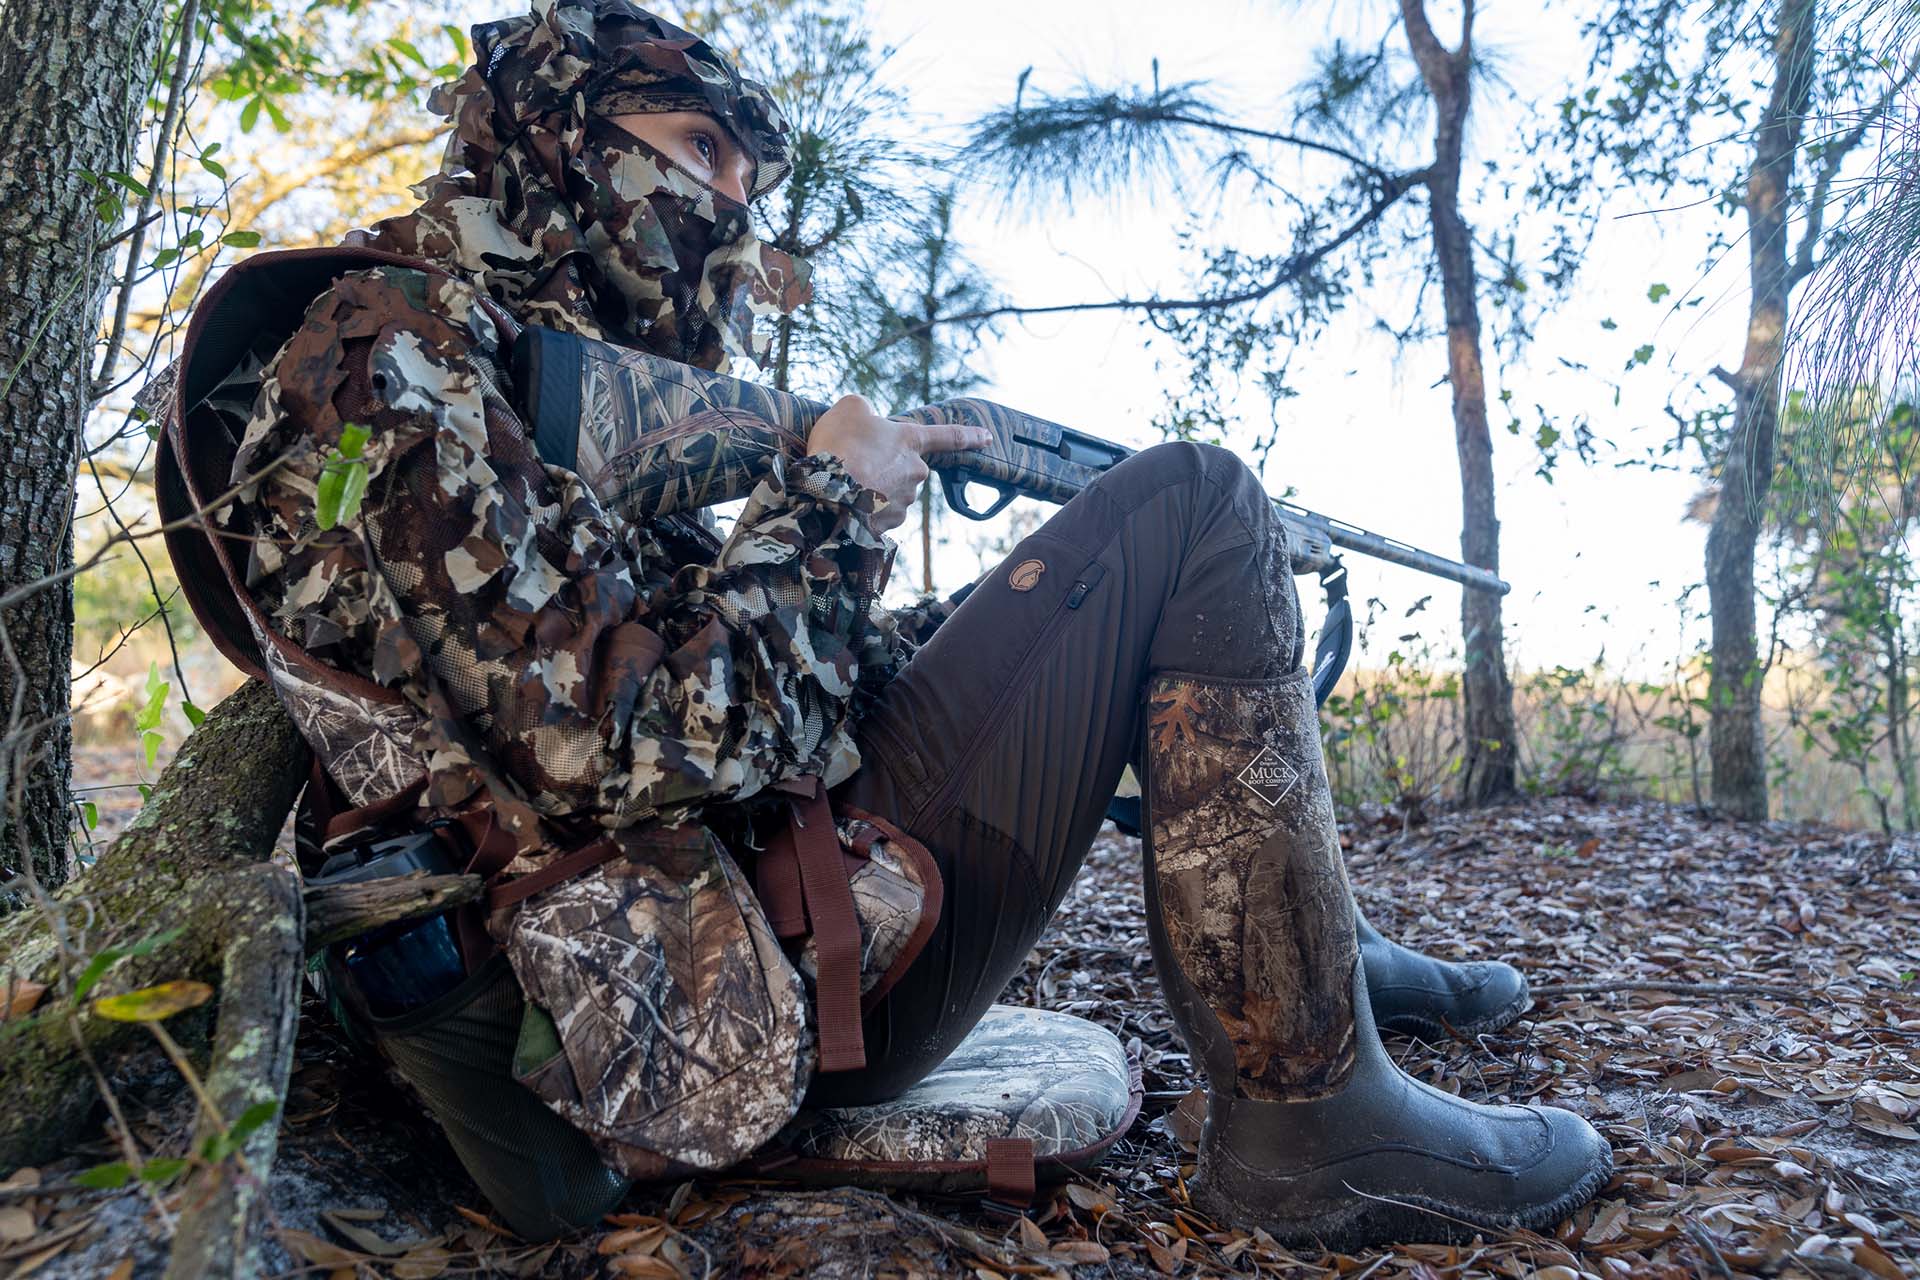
[1142,669,1612,1250]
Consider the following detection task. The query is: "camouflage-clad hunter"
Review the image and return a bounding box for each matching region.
[197,0,1614,1248]
[224,0,958,1185]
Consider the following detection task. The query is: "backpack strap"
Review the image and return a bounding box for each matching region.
[984,1138,1037,1210]
[764,774,868,1073]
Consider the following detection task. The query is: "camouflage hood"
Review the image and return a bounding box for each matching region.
[364,0,809,372]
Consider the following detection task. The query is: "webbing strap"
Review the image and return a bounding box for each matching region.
[755,823,808,937]
[487,835,623,911]
[984,1138,1036,1207]
[771,776,867,1073]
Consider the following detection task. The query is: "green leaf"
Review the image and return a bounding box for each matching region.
[101,170,149,198]
[144,422,161,441]
[1647,282,1671,303]
[220,230,261,249]
[142,730,162,771]
[139,1157,189,1184]
[1631,343,1655,366]
[182,702,206,729]
[74,1162,133,1189]
[151,247,180,269]
[315,458,368,531]
[239,96,262,133]
[136,783,153,804]
[93,980,214,1023]
[387,36,428,67]
[1599,317,1617,331]
[71,928,184,1002]
[81,800,98,830]
[263,98,291,133]
[336,423,370,459]
[135,662,169,732]
[443,23,470,58]
[228,1100,279,1146]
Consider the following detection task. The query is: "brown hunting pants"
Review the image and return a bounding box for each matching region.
[815,441,1306,1105]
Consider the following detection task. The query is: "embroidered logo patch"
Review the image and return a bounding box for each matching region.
[1009,559,1045,592]
[1236,745,1300,807]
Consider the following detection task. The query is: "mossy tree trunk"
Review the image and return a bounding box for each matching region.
[0,682,306,1278]
[0,679,481,1276]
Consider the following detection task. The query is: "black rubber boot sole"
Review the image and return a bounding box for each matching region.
[1193,1141,1615,1254]
[1373,984,1533,1041]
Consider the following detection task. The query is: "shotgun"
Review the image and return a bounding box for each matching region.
[510,325,1510,599]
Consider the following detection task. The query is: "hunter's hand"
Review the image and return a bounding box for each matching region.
[807,395,991,533]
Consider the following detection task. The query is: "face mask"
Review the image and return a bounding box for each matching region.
[577,119,806,372]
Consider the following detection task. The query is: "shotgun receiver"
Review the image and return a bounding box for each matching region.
[510,325,1510,598]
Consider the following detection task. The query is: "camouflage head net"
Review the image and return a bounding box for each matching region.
[363,0,809,372]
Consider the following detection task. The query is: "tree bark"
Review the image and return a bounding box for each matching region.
[0,680,307,1170]
[1399,0,1519,806]
[0,0,166,891]
[1704,0,1818,822]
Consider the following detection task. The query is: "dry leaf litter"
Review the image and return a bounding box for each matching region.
[4,794,1916,1278]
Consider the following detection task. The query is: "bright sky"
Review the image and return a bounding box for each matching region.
[856,0,1763,677]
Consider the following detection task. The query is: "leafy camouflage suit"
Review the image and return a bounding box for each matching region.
[222,0,941,1200]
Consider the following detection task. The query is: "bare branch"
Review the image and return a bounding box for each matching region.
[1118,111,1399,186]
[93,0,202,395]
[859,167,1428,363]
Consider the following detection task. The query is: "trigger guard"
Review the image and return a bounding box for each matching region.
[940,471,1018,521]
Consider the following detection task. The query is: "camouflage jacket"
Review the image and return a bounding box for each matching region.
[217,255,941,1175]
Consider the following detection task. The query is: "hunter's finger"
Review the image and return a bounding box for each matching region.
[905,419,992,456]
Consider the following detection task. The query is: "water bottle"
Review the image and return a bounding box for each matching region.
[311,831,468,1017]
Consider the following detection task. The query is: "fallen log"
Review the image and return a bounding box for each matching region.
[0,680,308,1278]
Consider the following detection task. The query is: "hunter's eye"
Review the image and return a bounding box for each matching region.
[688,130,718,171]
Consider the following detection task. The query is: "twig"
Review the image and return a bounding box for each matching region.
[1531,980,1813,999]
[66,1010,176,1231]
[1791,1252,1877,1279]
[93,0,202,394]
[1684,1222,1736,1280]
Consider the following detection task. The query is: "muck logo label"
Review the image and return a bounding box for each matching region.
[1236,745,1300,807]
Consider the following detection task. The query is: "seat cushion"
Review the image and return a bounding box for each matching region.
[782,1005,1135,1164]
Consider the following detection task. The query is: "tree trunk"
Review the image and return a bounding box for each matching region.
[0,0,166,891]
[1400,0,1519,806]
[1705,0,1818,822]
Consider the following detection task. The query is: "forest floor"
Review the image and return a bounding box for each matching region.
[6,774,1919,1279]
